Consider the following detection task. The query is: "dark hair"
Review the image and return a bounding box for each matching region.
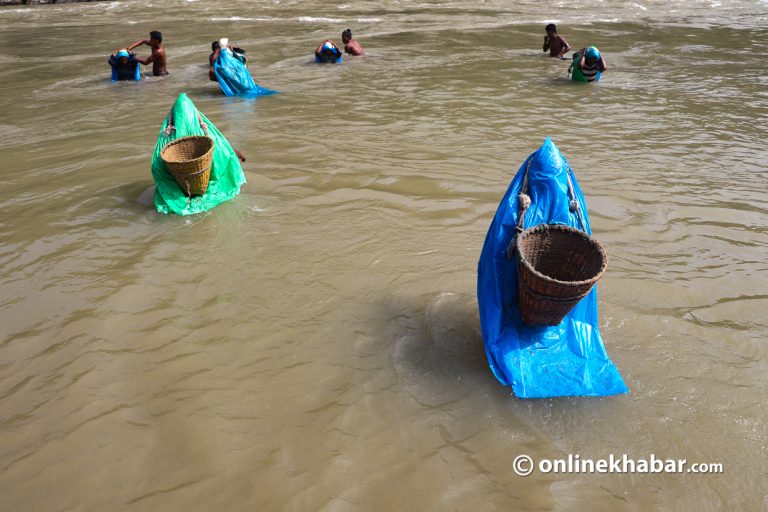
[212,40,220,51]
[342,28,352,39]
[545,23,556,33]
[150,31,163,42]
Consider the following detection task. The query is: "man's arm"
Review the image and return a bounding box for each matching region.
[543,36,550,52]
[126,39,148,51]
[559,36,572,57]
[578,48,586,69]
[598,55,607,71]
[134,53,154,66]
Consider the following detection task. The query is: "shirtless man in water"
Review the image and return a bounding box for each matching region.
[341,28,364,56]
[542,23,571,59]
[127,31,168,76]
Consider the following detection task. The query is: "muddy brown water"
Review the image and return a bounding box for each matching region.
[1,0,767,510]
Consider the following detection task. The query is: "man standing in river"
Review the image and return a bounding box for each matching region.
[127,31,168,76]
[341,28,364,56]
[543,23,571,59]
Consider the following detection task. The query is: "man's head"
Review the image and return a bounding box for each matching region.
[342,29,352,44]
[211,40,220,52]
[149,31,163,47]
[545,23,557,36]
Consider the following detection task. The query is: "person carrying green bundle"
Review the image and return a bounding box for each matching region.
[569,46,607,82]
[151,93,246,215]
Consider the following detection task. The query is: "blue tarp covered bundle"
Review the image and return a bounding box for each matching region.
[477,138,628,398]
[213,49,277,97]
[314,41,343,63]
[109,50,140,82]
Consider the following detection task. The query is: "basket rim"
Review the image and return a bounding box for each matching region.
[160,135,214,164]
[515,223,607,287]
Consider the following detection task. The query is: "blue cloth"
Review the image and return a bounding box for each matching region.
[315,43,343,63]
[585,46,600,60]
[213,49,277,97]
[477,138,628,398]
[109,53,140,82]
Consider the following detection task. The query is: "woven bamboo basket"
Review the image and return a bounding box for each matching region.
[160,136,215,197]
[515,224,607,326]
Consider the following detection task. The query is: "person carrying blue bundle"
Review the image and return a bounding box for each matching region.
[108,49,140,81]
[477,138,628,398]
[570,46,607,82]
[209,39,245,81]
[211,37,276,97]
[315,40,342,63]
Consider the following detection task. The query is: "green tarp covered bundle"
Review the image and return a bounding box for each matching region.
[152,93,246,215]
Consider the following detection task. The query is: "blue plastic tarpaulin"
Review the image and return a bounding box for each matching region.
[213,49,277,98]
[477,138,628,398]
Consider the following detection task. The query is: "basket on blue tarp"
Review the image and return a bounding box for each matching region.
[515,224,607,326]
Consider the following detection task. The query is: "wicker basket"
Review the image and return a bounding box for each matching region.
[160,136,214,197]
[515,224,607,326]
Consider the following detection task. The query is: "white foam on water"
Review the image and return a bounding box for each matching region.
[357,18,383,23]
[210,16,279,21]
[298,16,343,23]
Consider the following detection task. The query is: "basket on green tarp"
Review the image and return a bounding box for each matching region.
[160,136,214,197]
[151,93,246,216]
[515,224,607,326]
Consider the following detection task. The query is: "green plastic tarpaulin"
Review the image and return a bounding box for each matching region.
[152,93,246,215]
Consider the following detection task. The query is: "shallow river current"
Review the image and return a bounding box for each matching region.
[1,0,767,510]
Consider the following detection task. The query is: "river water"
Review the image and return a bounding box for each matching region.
[1,0,767,510]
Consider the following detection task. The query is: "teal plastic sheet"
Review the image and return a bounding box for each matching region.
[151,93,246,215]
[477,138,628,398]
[213,49,277,97]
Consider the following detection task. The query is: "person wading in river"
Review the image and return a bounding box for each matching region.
[315,40,342,63]
[574,46,607,82]
[127,31,168,76]
[108,49,138,81]
[341,28,364,56]
[543,23,571,59]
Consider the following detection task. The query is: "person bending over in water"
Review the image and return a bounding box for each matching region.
[543,23,571,59]
[341,28,364,56]
[108,49,138,81]
[209,38,247,81]
[127,31,168,76]
[315,40,342,63]
[575,46,607,82]
[209,40,221,81]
